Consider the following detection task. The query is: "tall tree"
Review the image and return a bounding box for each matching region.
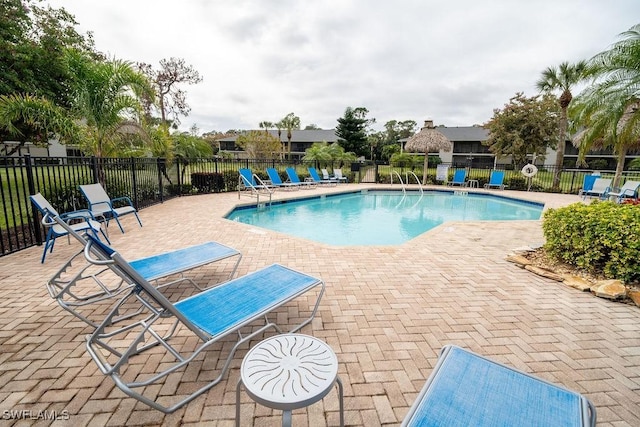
[0,0,96,153]
[137,57,202,127]
[258,121,274,135]
[235,130,281,159]
[536,60,588,188]
[68,52,153,158]
[484,92,559,166]
[569,23,640,188]
[335,107,373,157]
[279,112,300,159]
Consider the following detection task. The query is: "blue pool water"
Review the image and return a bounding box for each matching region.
[226,190,544,246]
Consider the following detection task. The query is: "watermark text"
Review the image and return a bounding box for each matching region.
[2,409,70,421]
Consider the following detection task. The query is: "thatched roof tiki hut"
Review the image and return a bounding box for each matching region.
[405,120,453,184]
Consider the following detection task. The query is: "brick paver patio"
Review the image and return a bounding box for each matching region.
[0,185,638,426]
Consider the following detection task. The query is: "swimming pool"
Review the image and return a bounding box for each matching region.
[226,190,544,246]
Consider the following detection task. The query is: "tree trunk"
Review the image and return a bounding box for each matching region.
[552,107,568,189]
[422,155,428,185]
[614,146,627,189]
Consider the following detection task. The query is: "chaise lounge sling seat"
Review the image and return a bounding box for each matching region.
[70,228,325,413]
[402,345,596,427]
[48,215,242,328]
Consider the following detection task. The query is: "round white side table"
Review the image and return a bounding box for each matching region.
[235,334,344,427]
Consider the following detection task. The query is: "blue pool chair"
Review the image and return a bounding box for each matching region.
[266,167,300,190]
[484,170,506,190]
[79,183,142,233]
[308,167,338,186]
[29,192,109,263]
[78,232,324,413]
[578,174,599,197]
[239,168,272,192]
[286,167,316,188]
[48,215,243,328]
[447,169,467,187]
[402,345,596,427]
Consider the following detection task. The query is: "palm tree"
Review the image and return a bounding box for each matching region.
[571,98,640,188]
[536,60,588,189]
[279,112,300,160]
[569,24,640,188]
[0,93,80,147]
[67,52,153,158]
[258,121,273,135]
[302,141,333,166]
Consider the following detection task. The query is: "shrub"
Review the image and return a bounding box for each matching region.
[390,153,417,168]
[506,176,527,190]
[542,201,640,283]
[191,172,224,193]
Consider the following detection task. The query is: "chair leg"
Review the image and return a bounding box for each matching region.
[113,216,125,233]
[41,231,56,263]
[134,212,142,227]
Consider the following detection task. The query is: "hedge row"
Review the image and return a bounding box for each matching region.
[542,201,640,283]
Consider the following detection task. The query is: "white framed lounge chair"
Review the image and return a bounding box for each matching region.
[29,193,109,263]
[447,169,467,187]
[604,180,640,203]
[483,170,505,190]
[78,233,324,413]
[402,345,596,427]
[286,167,316,188]
[333,168,348,183]
[80,183,142,233]
[581,178,612,200]
[321,168,333,181]
[308,167,338,186]
[239,168,272,192]
[48,215,243,328]
[266,167,300,190]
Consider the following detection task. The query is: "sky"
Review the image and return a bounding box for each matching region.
[45,0,640,134]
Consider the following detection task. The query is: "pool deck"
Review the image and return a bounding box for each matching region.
[1,184,639,426]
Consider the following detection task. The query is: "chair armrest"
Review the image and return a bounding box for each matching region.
[110,196,134,207]
[62,209,93,219]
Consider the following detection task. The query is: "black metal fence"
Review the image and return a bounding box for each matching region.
[0,156,346,257]
[2,155,639,258]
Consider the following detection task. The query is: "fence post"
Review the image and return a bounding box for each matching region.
[90,156,99,183]
[24,155,43,244]
[157,158,165,203]
[130,157,139,208]
[176,159,182,195]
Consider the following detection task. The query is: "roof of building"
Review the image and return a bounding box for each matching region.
[218,129,338,143]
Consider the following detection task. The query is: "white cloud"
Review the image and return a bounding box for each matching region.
[46,0,640,133]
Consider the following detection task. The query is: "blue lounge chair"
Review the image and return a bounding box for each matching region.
[447,169,467,187]
[80,183,142,233]
[484,170,506,190]
[308,167,338,186]
[402,345,596,427]
[604,180,640,203]
[581,177,612,200]
[578,175,599,197]
[78,232,324,413]
[48,216,243,328]
[266,167,299,190]
[286,167,316,188]
[29,192,109,263]
[239,168,271,192]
